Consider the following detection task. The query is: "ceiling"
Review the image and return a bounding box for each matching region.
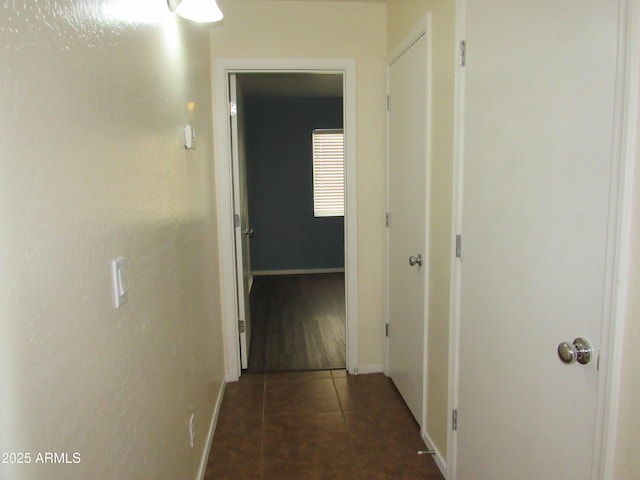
[240,0,385,2]
[236,73,344,98]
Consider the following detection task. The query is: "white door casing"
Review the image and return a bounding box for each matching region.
[387,20,431,430]
[449,0,628,478]
[213,59,358,380]
[229,74,252,369]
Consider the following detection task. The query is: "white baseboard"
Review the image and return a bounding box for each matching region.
[252,268,345,276]
[421,430,447,478]
[351,364,384,375]
[196,377,226,480]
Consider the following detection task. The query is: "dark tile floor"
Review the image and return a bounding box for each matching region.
[204,370,445,480]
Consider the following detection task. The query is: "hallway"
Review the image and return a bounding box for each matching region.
[204,370,444,479]
[5,0,639,478]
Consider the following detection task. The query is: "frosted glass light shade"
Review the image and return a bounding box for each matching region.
[167,0,223,23]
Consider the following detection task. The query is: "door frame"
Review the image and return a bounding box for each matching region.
[212,58,358,381]
[446,0,640,478]
[228,74,252,370]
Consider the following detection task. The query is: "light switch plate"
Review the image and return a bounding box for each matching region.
[188,413,195,448]
[111,257,127,308]
[184,125,196,149]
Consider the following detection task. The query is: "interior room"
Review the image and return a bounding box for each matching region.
[2,0,640,479]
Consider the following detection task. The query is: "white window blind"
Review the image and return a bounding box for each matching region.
[312,129,344,217]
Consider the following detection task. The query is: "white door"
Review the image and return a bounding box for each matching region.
[387,31,430,426]
[229,74,252,369]
[455,0,620,478]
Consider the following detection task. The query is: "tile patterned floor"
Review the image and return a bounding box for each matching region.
[204,370,445,480]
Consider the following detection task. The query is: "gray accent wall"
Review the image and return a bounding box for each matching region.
[245,97,344,272]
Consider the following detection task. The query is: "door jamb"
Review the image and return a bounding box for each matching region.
[446,1,466,476]
[212,58,358,381]
[597,0,640,477]
[446,0,639,478]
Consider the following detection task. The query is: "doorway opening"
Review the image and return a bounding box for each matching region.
[237,73,345,372]
[213,59,359,380]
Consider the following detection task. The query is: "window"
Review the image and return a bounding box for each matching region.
[312,129,344,217]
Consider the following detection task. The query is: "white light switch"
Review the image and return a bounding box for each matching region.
[188,413,195,448]
[184,125,196,149]
[111,257,127,308]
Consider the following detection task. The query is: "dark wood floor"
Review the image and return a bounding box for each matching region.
[247,273,346,372]
[204,370,445,480]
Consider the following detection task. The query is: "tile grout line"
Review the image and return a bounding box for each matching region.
[331,371,364,480]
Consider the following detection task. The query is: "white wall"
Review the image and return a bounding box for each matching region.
[387,0,455,458]
[613,52,640,477]
[614,165,640,479]
[0,1,224,479]
[211,0,388,370]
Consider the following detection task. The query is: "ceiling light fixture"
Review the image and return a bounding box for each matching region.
[167,0,223,23]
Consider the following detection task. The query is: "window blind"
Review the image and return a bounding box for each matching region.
[312,129,344,217]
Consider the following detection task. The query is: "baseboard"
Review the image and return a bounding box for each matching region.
[196,376,227,480]
[252,268,345,276]
[421,430,447,478]
[352,364,384,375]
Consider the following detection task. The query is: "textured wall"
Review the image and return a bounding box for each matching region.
[0,1,224,479]
[387,0,455,459]
[211,0,387,368]
[245,97,344,272]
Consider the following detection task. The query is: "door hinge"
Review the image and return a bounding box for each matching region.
[238,320,245,333]
[234,214,240,227]
[385,95,390,111]
[385,323,389,337]
[229,100,238,117]
[459,40,466,67]
[452,409,458,431]
[385,212,390,228]
[455,234,462,258]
